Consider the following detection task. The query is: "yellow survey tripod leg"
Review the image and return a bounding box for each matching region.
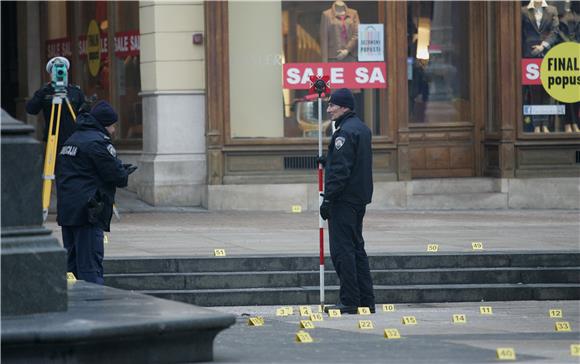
[41,93,76,221]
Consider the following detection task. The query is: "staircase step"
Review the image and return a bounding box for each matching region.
[141,283,580,306]
[104,252,580,274]
[410,178,501,195]
[105,267,580,291]
[407,192,508,210]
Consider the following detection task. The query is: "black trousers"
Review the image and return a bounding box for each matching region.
[62,225,104,284]
[328,201,375,307]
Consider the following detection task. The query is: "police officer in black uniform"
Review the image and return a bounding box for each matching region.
[56,100,137,284]
[26,56,86,151]
[320,88,375,314]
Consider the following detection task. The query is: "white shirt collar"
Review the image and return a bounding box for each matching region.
[527,0,548,10]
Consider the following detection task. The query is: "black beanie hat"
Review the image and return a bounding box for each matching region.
[90,100,118,126]
[329,88,355,110]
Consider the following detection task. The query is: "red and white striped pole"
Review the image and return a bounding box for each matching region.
[309,74,330,310]
[317,95,325,309]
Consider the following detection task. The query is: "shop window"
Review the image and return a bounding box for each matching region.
[407,1,470,124]
[228,1,386,139]
[43,1,142,145]
[520,0,579,134]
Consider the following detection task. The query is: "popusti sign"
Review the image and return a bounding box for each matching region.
[283,62,387,89]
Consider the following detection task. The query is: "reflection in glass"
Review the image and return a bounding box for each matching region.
[407,1,470,124]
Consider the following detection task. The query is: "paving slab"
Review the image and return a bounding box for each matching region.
[207,300,580,364]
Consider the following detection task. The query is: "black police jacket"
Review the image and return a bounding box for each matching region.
[56,113,128,231]
[25,83,85,150]
[324,111,373,205]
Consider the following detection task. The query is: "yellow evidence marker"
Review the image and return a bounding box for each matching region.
[104,234,109,244]
[282,306,294,315]
[310,313,323,322]
[452,314,467,324]
[248,317,264,326]
[427,244,439,252]
[471,241,483,250]
[555,322,571,332]
[383,304,395,312]
[213,249,226,257]
[328,309,342,318]
[357,307,371,315]
[570,344,580,356]
[384,329,401,339]
[300,320,315,329]
[496,348,516,360]
[549,309,563,318]
[402,316,417,325]
[480,306,493,315]
[295,331,313,343]
[66,272,77,282]
[291,205,302,213]
[358,320,374,330]
[299,306,312,316]
[276,308,287,317]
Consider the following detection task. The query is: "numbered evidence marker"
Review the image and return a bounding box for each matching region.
[295,331,313,343]
[310,313,324,322]
[104,234,109,244]
[300,320,315,329]
[291,205,302,213]
[248,317,264,326]
[471,241,483,250]
[570,344,580,356]
[213,249,226,257]
[480,306,493,315]
[452,314,467,324]
[284,306,294,315]
[358,320,374,330]
[402,316,417,325]
[276,308,288,317]
[384,328,401,339]
[427,244,439,252]
[549,309,563,318]
[496,348,516,360]
[357,307,371,315]
[555,321,572,332]
[382,304,396,312]
[327,309,342,318]
[299,306,312,316]
[66,272,77,282]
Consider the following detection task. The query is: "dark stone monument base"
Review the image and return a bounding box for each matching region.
[1,282,235,364]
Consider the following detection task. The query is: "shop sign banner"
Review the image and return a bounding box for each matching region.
[522,58,541,85]
[283,62,387,89]
[78,33,108,61]
[114,30,140,59]
[358,24,384,62]
[46,38,73,59]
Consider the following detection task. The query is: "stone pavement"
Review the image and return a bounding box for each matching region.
[207,300,580,364]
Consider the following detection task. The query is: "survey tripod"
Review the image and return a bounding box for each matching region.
[41,90,77,222]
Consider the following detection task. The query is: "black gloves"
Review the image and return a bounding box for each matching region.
[317,155,326,167]
[37,83,54,98]
[320,199,331,221]
[123,163,138,175]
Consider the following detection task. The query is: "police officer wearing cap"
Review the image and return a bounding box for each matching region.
[26,56,86,151]
[321,88,375,314]
[56,100,137,284]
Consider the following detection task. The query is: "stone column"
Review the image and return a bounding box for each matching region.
[138,1,207,206]
[1,110,66,316]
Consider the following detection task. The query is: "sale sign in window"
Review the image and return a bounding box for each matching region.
[283,62,387,89]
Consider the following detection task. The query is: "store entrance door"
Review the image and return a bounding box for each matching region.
[406,1,478,178]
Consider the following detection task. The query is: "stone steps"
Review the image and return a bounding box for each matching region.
[104,252,580,306]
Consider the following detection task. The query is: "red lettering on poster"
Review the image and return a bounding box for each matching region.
[283,62,387,89]
[522,59,541,85]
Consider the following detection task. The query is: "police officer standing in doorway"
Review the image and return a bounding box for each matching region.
[321,88,375,314]
[56,100,137,284]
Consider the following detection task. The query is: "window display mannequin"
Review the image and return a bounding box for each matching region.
[556,0,580,133]
[320,1,360,62]
[521,0,559,133]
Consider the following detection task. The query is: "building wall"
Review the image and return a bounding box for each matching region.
[138,1,207,206]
